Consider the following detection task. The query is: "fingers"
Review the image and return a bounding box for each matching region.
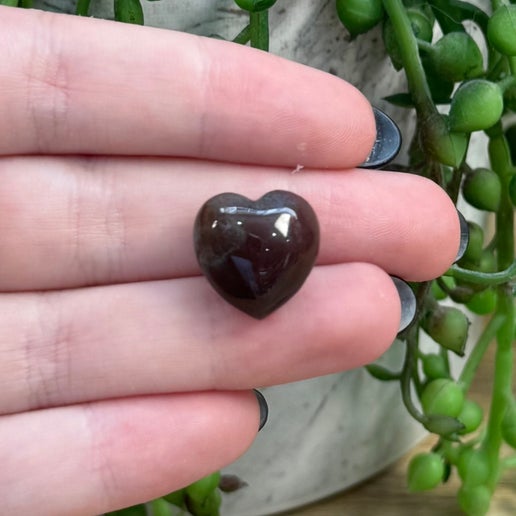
[0,263,399,414]
[0,156,460,291]
[0,7,375,168]
[0,391,259,515]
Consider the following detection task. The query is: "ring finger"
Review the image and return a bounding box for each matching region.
[0,262,400,415]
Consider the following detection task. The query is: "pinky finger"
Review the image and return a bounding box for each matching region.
[0,391,261,515]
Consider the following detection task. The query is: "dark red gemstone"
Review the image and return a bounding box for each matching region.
[194,190,319,319]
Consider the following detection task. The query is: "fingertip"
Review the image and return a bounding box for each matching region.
[352,263,402,362]
[409,176,461,280]
[301,76,376,168]
[89,392,261,513]
[301,74,377,168]
[299,263,401,369]
[4,393,260,515]
[196,38,377,168]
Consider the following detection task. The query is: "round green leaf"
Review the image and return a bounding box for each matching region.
[336,0,384,37]
[462,168,502,212]
[429,32,483,83]
[407,452,445,492]
[449,80,504,133]
[421,379,465,418]
[488,5,516,56]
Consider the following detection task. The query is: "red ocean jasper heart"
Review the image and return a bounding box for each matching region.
[193,190,319,319]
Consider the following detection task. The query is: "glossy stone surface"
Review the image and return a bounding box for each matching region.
[194,190,319,319]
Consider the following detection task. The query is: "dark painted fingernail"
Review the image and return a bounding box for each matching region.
[360,107,402,169]
[253,389,268,431]
[455,210,470,262]
[391,276,416,332]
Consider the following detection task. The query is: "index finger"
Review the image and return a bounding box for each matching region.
[0,7,375,168]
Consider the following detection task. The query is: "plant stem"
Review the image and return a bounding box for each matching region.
[489,133,515,271]
[484,286,514,490]
[233,24,251,45]
[458,313,505,391]
[400,328,427,424]
[365,363,402,381]
[447,261,516,286]
[417,39,433,53]
[76,0,91,16]
[249,10,269,51]
[440,347,451,377]
[487,55,508,82]
[75,0,91,16]
[448,165,465,204]
[382,0,436,118]
[509,57,516,76]
[498,75,516,93]
[482,128,515,491]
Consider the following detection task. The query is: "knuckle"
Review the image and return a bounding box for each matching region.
[23,12,72,152]
[23,292,73,410]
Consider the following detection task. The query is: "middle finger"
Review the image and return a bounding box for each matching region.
[0,155,460,291]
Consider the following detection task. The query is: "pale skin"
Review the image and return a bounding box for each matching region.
[0,6,461,515]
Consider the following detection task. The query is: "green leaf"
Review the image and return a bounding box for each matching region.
[458,485,492,516]
[150,498,172,516]
[336,0,384,37]
[421,55,454,104]
[383,93,414,108]
[420,113,468,168]
[185,472,221,504]
[0,0,19,6]
[105,504,147,516]
[427,32,484,84]
[449,80,504,133]
[429,0,488,34]
[488,5,516,56]
[234,0,277,12]
[422,306,470,356]
[185,490,221,516]
[232,25,251,45]
[407,452,445,491]
[365,363,401,381]
[162,489,185,508]
[424,414,465,437]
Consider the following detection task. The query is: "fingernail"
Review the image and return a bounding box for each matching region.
[391,276,416,332]
[455,210,470,263]
[253,389,268,431]
[360,107,402,169]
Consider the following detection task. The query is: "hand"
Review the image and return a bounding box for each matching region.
[0,6,460,515]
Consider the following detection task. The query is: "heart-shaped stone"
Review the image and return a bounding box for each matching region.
[194,190,319,319]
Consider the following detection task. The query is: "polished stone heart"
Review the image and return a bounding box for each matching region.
[194,190,319,319]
